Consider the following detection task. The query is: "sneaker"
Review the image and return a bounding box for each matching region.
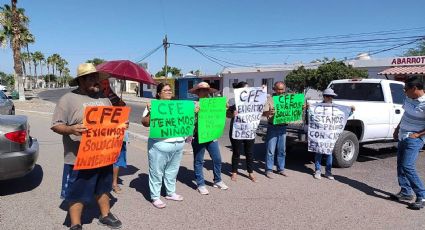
[314,171,321,180]
[197,186,210,195]
[390,192,414,202]
[152,199,166,209]
[325,173,335,180]
[213,181,229,190]
[165,193,184,201]
[265,172,274,179]
[69,224,82,230]
[408,198,425,210]
[98,212,122,229]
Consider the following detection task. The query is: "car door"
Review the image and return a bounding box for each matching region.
[388,83,405,138]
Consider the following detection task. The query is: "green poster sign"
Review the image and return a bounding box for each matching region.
[149,100,195,138]
[273,93,305,124]
[198,97,227,143]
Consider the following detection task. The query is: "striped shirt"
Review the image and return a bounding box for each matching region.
[399,94,425,142]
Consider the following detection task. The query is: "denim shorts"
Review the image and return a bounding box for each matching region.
[114,142,127,168]
[61,164,113,203]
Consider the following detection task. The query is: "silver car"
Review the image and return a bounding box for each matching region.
[0,115,39,180]
[0,90,15,115]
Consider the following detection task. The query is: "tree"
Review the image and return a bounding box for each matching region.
[155,65,181,78]
[32,51,44,88]
[0,71,15,89]
[404,40,425,56]
[86,58,106,66]
[285,60,368,92]
[48,53,61,87]
[56,58,68,87]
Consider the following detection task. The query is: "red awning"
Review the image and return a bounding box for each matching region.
[378,66,425,75]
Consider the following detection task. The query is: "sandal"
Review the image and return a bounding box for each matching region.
[231,173,238,182]
[165,193,184,201]
[152,199,166,209]
[248,173,257,183]
[112,185,122,194]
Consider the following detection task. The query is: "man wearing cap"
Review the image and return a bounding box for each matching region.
[51,63,122,230]
[263,81,289,179]
[189,82,228,195]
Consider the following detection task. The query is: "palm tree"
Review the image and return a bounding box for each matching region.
[1,1,30,100]
[57,58,68,87]
[20,51,28,76]
[50,53,61,87]
[46,55,54,87]
[32,51,43,88]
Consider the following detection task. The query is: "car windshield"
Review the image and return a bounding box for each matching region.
[330,83,384,102]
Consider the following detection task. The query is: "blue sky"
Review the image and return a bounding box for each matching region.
[1,0,424,76]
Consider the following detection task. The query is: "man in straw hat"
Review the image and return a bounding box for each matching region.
[189,82,228,195]
[51,63,122,230]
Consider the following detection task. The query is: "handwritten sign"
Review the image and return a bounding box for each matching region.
[74,106,131,170]
[273,93,304,124]
[232,87,267,139]
[198,97,227,143]
[149,100,195,138]
[307,103,351,155]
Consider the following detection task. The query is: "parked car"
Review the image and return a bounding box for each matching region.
[0,115,39,180]
[0,90,15,115]
[284,79,405,168]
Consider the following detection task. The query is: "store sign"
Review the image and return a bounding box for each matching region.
[391,56,425,66]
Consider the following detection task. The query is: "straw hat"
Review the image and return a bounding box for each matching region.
[189,82,218,94]
[69,63,98,87]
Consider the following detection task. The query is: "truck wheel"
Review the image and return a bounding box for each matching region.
[333,131,359,168]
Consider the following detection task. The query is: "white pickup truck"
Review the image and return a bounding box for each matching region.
[287,78,405,168]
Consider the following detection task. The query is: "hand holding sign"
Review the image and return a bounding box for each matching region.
[74,106,131,170]
[70,124,87,136]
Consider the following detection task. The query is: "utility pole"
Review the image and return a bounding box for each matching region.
[163,35,168,78]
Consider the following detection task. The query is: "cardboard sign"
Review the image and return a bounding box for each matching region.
[74,106,131,170]
[273,93,304,124]
[198,97,227,143]
[232,87,267,139]
[149,100,195,138]
[307,103,351,155]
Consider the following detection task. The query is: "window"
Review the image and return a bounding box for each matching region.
[330,83,385,102]
[246,79,254,87]
[0,90,6,99]
[262,78,274,93]
[390,83,405,105]
[188,80,194,90]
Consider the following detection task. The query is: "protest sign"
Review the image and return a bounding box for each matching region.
[198,97,227,143]
[273,93,305,124]
[307,103,351,155]
[232,87,267,139]
[74,106,131,170]
[149,100,195,138]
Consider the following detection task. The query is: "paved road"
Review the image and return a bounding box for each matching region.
[1,88,421,229]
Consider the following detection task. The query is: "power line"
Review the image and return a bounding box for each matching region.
[134,44,163,63]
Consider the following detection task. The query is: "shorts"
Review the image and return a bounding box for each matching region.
[60,164,113,203]
[113,142,127,168]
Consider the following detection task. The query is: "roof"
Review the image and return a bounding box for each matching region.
[378,66,425,75]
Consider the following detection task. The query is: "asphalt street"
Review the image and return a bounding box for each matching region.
[1,90,425,229]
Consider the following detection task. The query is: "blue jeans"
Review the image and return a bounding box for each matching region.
[265,124,286,173]
[191,137,222,187]
[148,138,185,200]
[315,153,332,174]
[397,137,425,198]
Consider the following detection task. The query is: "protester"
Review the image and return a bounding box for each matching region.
[100,79,128,194]
[142,82,185,209]
[189,82,228,195]
[262,81,289,178]
[134,85,139,96]
[309,88,354,180]
[391,76,425,210]
[51,63,122,230]
[227,81,257,182]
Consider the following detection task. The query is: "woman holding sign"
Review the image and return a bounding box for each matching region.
[227,81,258,182]
[189,82,228,195]
[142,83,186,209]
